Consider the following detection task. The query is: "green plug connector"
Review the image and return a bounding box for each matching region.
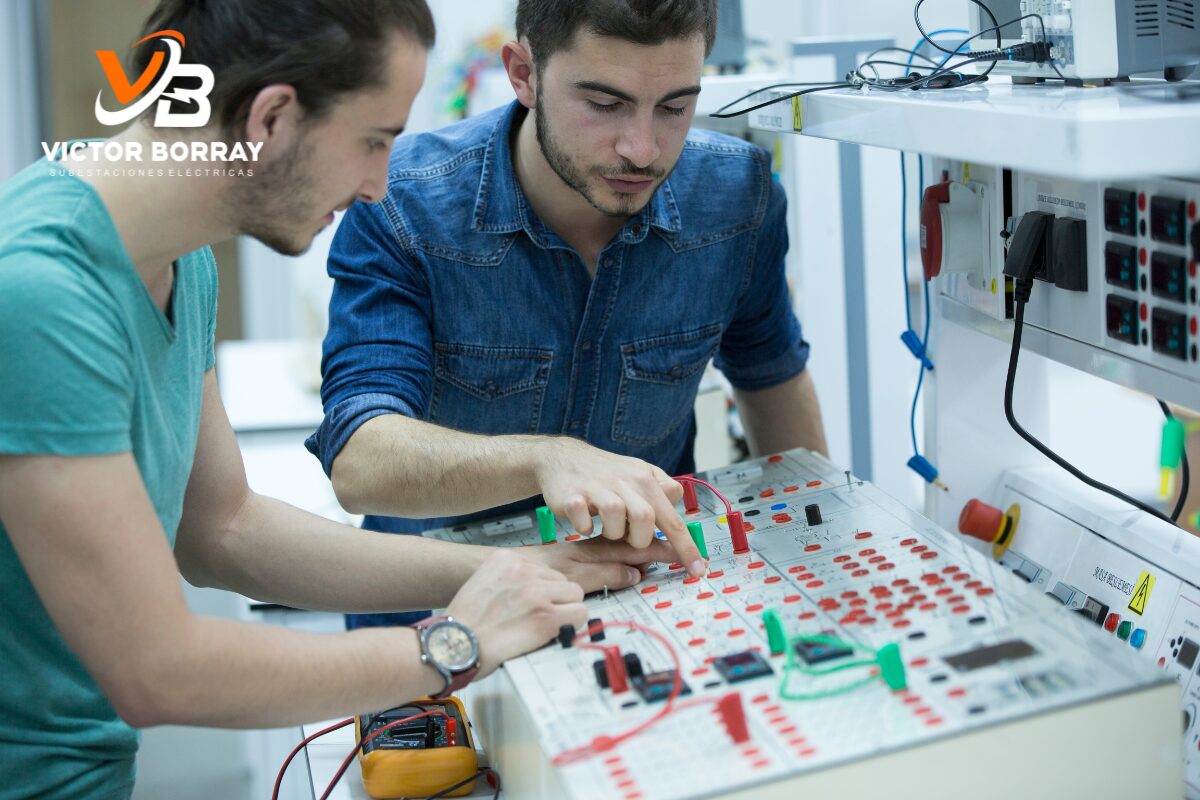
[687,521,708,560]
[763,609,787,656]
[536,506,556,544]
[876,643,907,692]
[1161,418,1186,497]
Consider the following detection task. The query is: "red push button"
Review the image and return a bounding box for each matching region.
[958,499,1004,545]
[1104,612,1120,632]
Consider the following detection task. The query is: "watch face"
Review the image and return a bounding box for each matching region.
[426,622,477,672]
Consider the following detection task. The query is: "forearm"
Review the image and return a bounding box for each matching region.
[139,616,443,728]
[735,370,829,458]
[332,414,552,517]
[183,491,493,612]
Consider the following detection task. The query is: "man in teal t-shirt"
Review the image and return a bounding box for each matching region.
[0,2,676,797]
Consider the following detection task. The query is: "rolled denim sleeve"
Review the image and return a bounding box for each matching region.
[305,196,434,477]
[714,177,810,391]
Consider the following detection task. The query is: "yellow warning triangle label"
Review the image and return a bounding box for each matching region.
[1127,570,1155,616]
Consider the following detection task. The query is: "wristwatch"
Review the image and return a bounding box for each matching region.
[413,615,480,699]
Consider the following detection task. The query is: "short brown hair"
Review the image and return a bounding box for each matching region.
[516,0,717,68]
[131,0,435,134]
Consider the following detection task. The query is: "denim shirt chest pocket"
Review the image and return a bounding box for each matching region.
[430,342,553,434]
[612,323,723,446]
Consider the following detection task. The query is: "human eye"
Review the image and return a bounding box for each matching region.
[587,99,621,114]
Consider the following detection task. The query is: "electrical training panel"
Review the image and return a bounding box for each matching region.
[927,158,1199,388]
[428,449,1179,799]
[972,467,1200,797]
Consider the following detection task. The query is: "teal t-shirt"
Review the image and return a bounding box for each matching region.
[0,160,218,799]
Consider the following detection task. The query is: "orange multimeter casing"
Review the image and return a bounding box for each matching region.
[356,696,479,799]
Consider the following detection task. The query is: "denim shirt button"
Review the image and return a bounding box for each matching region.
[670,364,684,379]
[484,379,498,397]
[581,340,592,352]
[631,223,642,235]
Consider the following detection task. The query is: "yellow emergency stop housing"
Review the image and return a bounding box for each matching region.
[356,696,479,799]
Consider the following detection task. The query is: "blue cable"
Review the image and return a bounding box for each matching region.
[905,29,969,75]
[904,154,944,489]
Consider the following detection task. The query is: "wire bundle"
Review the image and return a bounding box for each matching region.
[710,1,1066,120]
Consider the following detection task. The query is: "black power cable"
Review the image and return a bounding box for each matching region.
[708,6,1067,120]
[709,82,855,118]
[1160,400,1192,523]
[1003,213,1176,527]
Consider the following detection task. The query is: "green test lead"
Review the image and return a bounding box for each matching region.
[536,505,556,544]
[1160,417,1186,498]
[762,609,787,656]
[875,643,907,691]
[686,521,708,560]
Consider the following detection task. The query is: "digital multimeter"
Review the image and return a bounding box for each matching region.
[356,696,479,799]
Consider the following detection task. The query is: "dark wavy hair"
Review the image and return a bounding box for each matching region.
[130,0,435,134]
[516,0,717,69]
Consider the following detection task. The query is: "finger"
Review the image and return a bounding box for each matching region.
[539,579,585,604]
[654,469,685,504]
[556,493,594,536]
[553,601,589,631]
[579,536,676,566]
[620,490,656,549]
[591,489,627,542]
[568,559,642,594]
[647,488,703,576]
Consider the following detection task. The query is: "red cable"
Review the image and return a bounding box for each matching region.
[272,718,353,800]
[553,620,741,766]
[674,475,733,515]
[319,709,450,800]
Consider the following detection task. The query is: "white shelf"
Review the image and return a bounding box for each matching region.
[696,71,787,117]
[747,80,1200,179]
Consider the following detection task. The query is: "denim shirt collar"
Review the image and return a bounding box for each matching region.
[472,101,682,248]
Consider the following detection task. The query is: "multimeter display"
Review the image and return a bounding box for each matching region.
[361,705,461,753]
[356,697,480,800]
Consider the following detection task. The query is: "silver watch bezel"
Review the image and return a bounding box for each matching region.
[419,616,479,675]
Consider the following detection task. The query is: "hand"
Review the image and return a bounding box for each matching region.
[445,550,587,678]
[527,536,678,594]
[532,438,704,577]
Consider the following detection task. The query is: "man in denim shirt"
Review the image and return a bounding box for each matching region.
[307,0,829,628]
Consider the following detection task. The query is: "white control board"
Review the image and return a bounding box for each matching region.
[982,467,1200,798]
[428,450,1180,799]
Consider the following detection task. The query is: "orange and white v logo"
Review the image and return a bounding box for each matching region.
[96,49,165,106]
[94,30,213,128]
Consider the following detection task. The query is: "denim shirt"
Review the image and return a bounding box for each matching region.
[306,100,809,537]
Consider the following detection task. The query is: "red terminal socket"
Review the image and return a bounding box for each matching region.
[727,511,750,554]
[445,718,458,747]
[958,499,1020,559]
[920,179,952,280]
[681,476,700,514]
[603,646,629,694]
[714,693,749,745]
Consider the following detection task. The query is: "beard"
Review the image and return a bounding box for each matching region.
[224,135,325,257]
[534,85,666,219]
